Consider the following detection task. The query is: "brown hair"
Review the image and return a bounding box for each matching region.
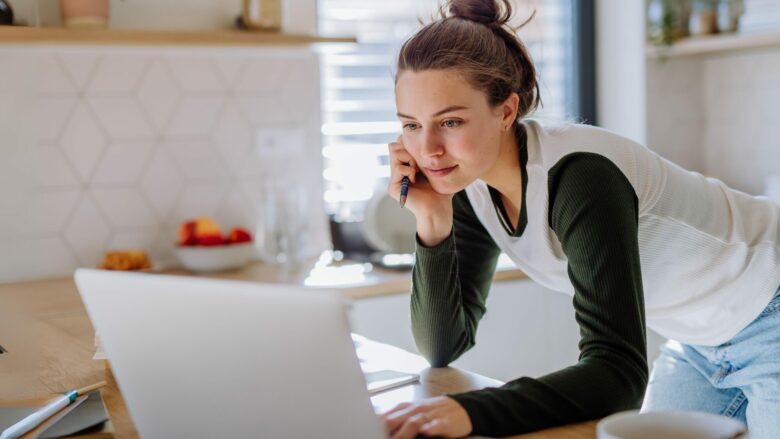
[396,0,541,122]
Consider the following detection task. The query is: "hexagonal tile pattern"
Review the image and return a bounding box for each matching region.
[64,196,112,267]
[107,228,159,252]
[92,187,158,229]
[136,60,180,134]
[28,190,82,235]
[58,52,100,92]
[172,182,230,224]
[165,96,225,138]
[34,145,81,188]
[86,53,150,94]
[217,182,256,231]
[92,140,154,185]
[166,139,229,181]
[88,96,156,139]
[34,96,78,143]
[141,149,184,221]
[212,102,252,174]
[214,56,245,88]
[166,57,224,94]
[233,58,287,94]
[59,104,107,182]
[1,49,327,282]
[279,58,319,116]
[236,95,296,126]
[0,237,78,280]
[37,55,78,95]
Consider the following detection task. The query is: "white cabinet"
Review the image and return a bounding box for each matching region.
[349,279,667,382]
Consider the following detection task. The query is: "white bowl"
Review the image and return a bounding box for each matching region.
[597,410,747,439]
[174,242,256,273]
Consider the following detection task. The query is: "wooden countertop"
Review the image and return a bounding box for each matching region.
[0,270,594,439]
[0,252,525,301]
[158,253,526,299]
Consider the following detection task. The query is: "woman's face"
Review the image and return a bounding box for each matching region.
[395,69,506,195]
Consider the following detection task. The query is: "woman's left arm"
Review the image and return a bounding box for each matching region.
[447,152,649,437]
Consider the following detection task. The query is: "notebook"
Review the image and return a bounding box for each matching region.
[0,391,112,439]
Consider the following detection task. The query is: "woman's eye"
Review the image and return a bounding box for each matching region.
[403,123,419,131]
[442,119,461,128]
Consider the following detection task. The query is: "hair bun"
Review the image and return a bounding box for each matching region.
[447,0,510,27]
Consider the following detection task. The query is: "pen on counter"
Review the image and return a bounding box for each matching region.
[400,176,410,208]
[0,381,107,439]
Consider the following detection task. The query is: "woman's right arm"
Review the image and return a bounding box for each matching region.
[411,191,501,367]
[386,136,500,367]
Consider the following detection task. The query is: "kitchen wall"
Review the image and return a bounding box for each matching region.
[0,45,330,282]
[647,48,780,195]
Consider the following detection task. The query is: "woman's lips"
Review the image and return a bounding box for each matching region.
[425,165,457,177]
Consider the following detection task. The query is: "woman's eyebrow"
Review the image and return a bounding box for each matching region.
[397,105,469,120]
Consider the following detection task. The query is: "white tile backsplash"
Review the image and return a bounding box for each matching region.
[34,145,82,188]
[27,190,82,236]
[87,54,151,95]
[165,96,225,138]
[91,188,159,229]
[0,46,329,282]
[34,97,78,143]
[165,57,226,94]
[88,96,157,138]
[59,104,108,182]
[136,61,180,133]
[64,196,113,267]
[58,52,100,92]
[140,148,185,220]
[92,141,155,185]
[37,56,78,95]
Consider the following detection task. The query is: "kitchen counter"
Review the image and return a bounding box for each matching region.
[160,251,526,299]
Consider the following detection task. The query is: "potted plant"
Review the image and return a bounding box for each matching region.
[647,0,693,45]
[59,0,109,28]
[691,0,720,35]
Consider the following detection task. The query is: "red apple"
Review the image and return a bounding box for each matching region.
[178,221,197,246]
[196,234,226,246]
[227,227,252,244]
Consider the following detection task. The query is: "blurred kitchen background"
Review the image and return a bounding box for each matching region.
[1,0,779,380]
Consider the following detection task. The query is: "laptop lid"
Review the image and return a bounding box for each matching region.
[74,269,386,439]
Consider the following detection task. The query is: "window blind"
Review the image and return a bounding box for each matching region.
[318,0,576,221]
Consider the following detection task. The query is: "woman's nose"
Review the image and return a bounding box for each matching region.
[420,130,444,157]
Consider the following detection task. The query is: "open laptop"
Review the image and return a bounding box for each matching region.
[74,268,388,439]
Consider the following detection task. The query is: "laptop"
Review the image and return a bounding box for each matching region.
[74,268,388,439]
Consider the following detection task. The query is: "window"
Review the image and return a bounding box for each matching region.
[318,0,592,222]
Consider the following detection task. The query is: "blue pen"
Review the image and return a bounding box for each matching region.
[400,176,410,208]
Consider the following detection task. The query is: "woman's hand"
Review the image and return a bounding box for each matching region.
[381,396,473,439]
[387,137,454,246]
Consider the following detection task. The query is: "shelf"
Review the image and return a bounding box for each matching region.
[0,26,356,47]
[647,30,780,59]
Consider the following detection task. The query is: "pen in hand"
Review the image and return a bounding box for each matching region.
[400,176,410,208]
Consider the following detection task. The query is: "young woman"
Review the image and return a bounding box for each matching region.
[380,1,780,438]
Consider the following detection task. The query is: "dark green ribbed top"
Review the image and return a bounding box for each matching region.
[411,149,648,436]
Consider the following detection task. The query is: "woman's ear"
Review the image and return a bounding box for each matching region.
[502,93,520,127]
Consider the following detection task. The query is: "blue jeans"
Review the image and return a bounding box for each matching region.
[641,290,780,439]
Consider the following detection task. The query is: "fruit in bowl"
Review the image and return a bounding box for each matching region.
[175,217,256,272]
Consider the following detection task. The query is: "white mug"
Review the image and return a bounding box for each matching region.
[597,410,748,439]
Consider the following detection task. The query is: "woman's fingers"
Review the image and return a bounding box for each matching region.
[390,412,428,439]
[382,403,420,434]
[420,417,448,436]
[388,140,418,183]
